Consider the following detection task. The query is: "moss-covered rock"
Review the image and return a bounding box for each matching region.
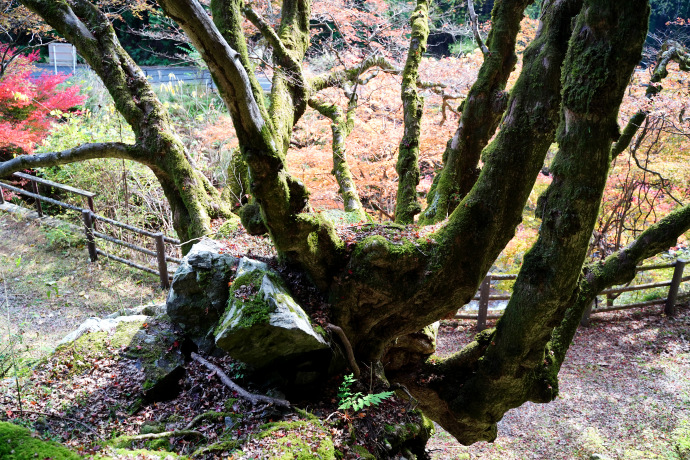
[0,421,80,459]
[215,258,330,372]
[166,238,239,351]
[56,315,184,401]
[379,411,434,458]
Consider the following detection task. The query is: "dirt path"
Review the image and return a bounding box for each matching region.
[428,310,690,459]
[0,213,165,362]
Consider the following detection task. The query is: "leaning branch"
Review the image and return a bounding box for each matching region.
[0,143,139,178]
[467,0,489,55]
[190,352,290,408]
[242,6,300,71]
[548,202,690,373]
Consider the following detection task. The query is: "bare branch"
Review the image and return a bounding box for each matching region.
[467,0,489,56]
[191,352,290,408]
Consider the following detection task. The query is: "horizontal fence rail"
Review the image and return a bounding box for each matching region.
[0,172,180,288]
[459,259,689,330]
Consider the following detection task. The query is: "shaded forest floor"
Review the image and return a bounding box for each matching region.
[1,213,689,459]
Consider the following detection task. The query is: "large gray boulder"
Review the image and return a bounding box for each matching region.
[166,239,238,350]
[215,257,329,369]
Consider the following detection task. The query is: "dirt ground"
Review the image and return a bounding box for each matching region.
[429,310,690,459]
[1,211,689,459]
[0,212,165,361]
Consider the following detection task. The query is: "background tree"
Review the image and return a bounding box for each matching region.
[1,0,690,448]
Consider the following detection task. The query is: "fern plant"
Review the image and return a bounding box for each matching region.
[337,373,395,412]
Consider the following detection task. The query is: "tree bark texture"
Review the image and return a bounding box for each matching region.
[419,0,533,225]
[18,0,235,250]
[394,0,431,224]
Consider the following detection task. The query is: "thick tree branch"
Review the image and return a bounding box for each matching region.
[420,0,534,225]
[0,143,140,178]
[395,0,431,224]
[158,0,271,147]
[210,0,271,127]
[547,203,690,375]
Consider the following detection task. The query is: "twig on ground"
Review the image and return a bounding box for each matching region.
[190,352,290,408]
[119,429,205,441]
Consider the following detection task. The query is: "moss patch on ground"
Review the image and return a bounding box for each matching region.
[0,421,80,460]
[244,420,336,459]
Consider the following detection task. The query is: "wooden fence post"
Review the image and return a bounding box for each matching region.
[154,232,170,289]
[665,258,687,317]
[477,275,491,331]
[31,181,43,217]
[82,210,97,262]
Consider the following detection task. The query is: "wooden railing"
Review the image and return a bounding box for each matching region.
[0,172,180,288]
[458,260,689,331]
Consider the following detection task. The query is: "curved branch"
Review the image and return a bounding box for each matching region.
[0,143,140,178]
[243,6,299,71]
[310,56,397,93]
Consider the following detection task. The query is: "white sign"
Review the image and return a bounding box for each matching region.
[48,43,77,73]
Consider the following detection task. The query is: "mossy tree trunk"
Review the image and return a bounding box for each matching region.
[13,0,690,450]
[419,0,533,225]
[12,0,236,250]
[394,0,431,224]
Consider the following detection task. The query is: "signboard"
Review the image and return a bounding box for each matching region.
[48,43,77,73]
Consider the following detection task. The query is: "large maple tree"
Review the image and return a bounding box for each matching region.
[1,0,690,447]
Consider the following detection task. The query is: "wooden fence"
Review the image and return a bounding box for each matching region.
[0,172,180,288]
[3,173,688,309]
[458,260,689,331]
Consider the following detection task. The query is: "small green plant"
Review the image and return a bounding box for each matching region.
[337,373,394,412]
[42,224,83,251]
